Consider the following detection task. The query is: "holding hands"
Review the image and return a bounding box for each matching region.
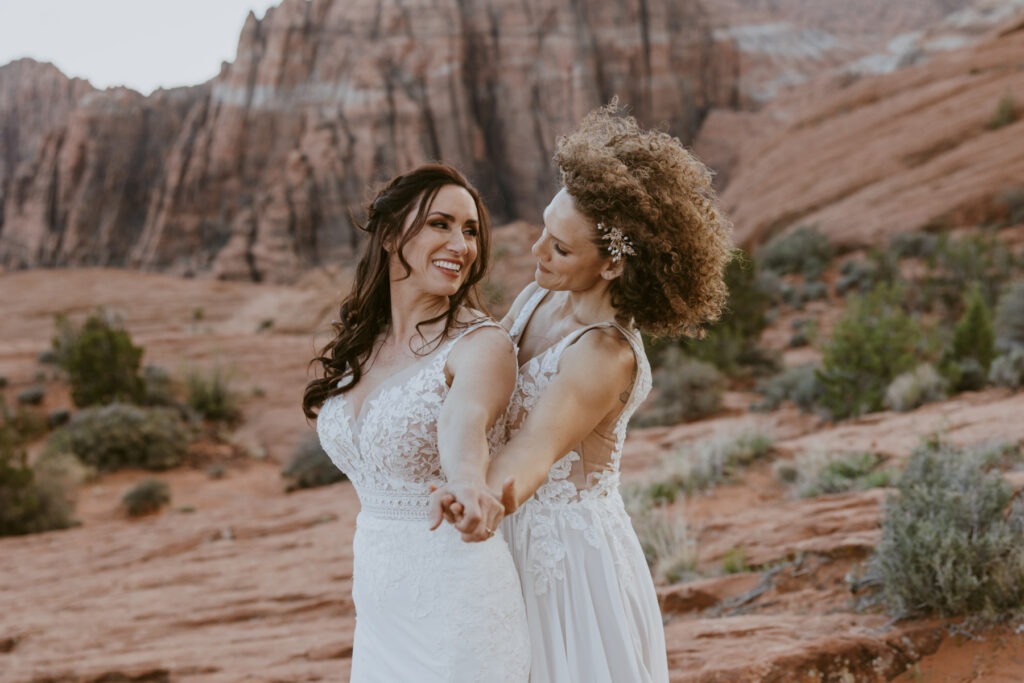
[428,477,517,543]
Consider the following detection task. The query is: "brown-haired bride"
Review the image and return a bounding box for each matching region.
[304,164,529,681]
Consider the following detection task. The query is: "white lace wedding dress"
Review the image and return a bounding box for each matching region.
[317,321,530,682]
[501,285,669,683]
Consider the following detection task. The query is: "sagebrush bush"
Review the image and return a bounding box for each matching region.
[818,284,931,419]
[650,431,774,496]
[634,348,724,427]
[994,281,1024,352]
[775,451,893,499]
[751,363,826,413]
[890,232,938,259]
[185,366,241,424]
[1002,186,1024,226]
[1,420,76,536]
[925,233,1016,314]
[989,347,1024,390]
[51,403,192,471]
[622,488,697,584]
[54,312,144,407]
[140,365,177,407]
[870,439,1024,617]
[281,432,346,491]
[121,478,171,516]
[883,364,949,412]
[756,225,835,279]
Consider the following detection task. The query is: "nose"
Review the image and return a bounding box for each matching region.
[531,233,546,258]
[448,228,469,255]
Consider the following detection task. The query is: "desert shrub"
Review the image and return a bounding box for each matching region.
[925,232,1016,314]
[993,281,1024,351]
[16,385,45,406]
[940,283,996,391]
[0,376,8,388]
[1,421,76,536]
[756,225,835,279]
[788,318,818,348]
[835,248,903,298]
[870,439,1024,617]
[634,348,724,427]
[651,431,774,496]
[139,365,177,407]
[281,432,346,491]
[185,366,241,424]
[751,363,826,413]
[986,90,1018,130]
[721,548,750,574]
[52,403,192,472]
[989,347,1024,390]
[55,312,144,407]
[1002,186,1024,226]
[622,489,697,584]
[775,451,893,499]
[47,409,71,429]
[4,404,49,443]
[121,478,171,516]
[818,283,931,419]
[890,232,939,259]
[883,364,949,412]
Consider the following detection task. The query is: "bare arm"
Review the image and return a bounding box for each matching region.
[431,326,517,538]
[486,328,635,509]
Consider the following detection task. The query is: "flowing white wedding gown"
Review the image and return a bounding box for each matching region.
[317,321,530,682]
[501,285,669,683]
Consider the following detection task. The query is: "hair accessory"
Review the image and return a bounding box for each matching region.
[597,222,636,262]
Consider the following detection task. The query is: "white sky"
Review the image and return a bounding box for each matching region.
[0,0,280,94]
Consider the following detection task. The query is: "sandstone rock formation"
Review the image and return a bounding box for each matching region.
[0,0,738,282]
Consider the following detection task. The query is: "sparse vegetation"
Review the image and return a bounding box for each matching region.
[1001,186,1024,226]
[985,90,1018,130]
[634,348,724,427]
[756,225,835,279]
[870,438,1024,617]
[121,478,171,517]
[774,451,893,499]
[185,366,241,424]
[140,365,177,407]
[818,283,931,419]
[721,548,750,574]
[50,403,192,472]
[989,347,1024,390]
[751,363,826,414]
[16,385,45,406]
[622,487,697,584]
[994,281,1024,351]
[1,411,76,536]
[647,431,774,498]
[281,432,346,492]
[890,232,939,259]
[884,364,949,412]
[941,283,996,391]
[54,312,144,407]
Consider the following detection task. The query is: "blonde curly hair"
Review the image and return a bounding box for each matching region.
[554,101,733,337]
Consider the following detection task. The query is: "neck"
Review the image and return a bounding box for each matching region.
[565,278,618,327]
[388,280,451,349]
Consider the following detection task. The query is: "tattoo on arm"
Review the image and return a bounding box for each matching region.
[619,390,629,404]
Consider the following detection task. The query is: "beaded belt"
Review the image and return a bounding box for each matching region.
[358,490,433,521]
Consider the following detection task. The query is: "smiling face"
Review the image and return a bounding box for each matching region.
[389,184,481,297]
[531,187,617,291]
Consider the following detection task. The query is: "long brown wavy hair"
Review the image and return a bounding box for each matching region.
[303,164,492,419]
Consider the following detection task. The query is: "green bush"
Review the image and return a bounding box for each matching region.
[756,225,835,279]
[883,364,949,412]
[775,451,893,499]
[870,439,1024,617]
[121,478,171,516]
[721,548,750,575]
[751,363,826,413]
[925,233,1016,314]
[185,366,241,424]
[989,348,1024,390]
[281,432,346,491]
[51,403,192,472]
[634,348,724,427]
[890,232,939,259]
[994,281,1024,352]
[16,385,45,406]
[818,283,931,419]
[986,90,1018,130]
[1,420,76,536]
[55,312,144,407]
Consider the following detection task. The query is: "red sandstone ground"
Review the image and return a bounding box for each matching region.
[2,262,1023,682]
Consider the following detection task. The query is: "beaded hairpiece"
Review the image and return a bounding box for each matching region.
[597,222,636,262]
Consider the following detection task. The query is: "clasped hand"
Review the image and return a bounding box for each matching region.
[428,477,516,543]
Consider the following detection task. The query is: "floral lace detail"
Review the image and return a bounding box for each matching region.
[317,321,507,521]
[506,286,652,595]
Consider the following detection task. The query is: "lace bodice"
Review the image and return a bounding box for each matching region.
[317,321,506,520]
[506,285,652,504]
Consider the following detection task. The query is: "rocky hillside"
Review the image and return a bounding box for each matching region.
[0,0,736,282]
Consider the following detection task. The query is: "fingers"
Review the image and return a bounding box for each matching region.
[427,487,452,531]
[500,477,517,515]
[444,501,462,525]
[453,497,482,534]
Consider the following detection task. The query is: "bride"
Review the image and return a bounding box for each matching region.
[434,102,733,682]
[304,165,529,681]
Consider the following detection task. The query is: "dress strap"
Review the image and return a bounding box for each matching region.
[508,284,549,343]
[561,321,651,425]
[439,318,507,362]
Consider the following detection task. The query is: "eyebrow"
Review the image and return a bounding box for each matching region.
[547,226,571,246]
[428,211,477,224]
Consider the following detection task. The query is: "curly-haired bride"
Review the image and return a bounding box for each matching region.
[304,164,529,681]
[433,102,733,682]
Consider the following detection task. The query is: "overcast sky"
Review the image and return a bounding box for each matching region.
[0,0,280,94]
